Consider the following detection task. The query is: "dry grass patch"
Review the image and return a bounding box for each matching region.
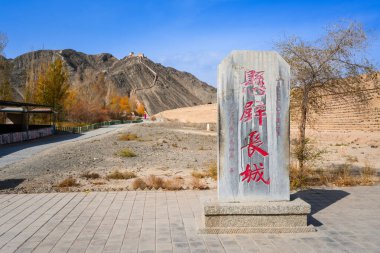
[361,163,376,176]
[191,178,209,190]
[117,148,137,157]
[131,177,147,190]
[207,161,217,180]
[290,162,378,190]
[119,133,139,141]
[359,163,377,184]
[106,170,137,180]
[163,177,184,190]
[192,162,217,181]
[57,177,79,187]
[146,175,164,189]
[332,165,359,186]
[145,175,184,190]
[81,171,100,179]
[191,170,206,179]
[130,175,184,190]
[330,162,377,187]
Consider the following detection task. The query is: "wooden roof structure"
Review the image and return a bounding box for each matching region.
[0,100,55,114]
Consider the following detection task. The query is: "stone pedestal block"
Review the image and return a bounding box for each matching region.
[199,198,315,233]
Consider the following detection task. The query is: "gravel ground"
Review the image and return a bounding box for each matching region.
[0,123,217,193]
[1,122,378,194]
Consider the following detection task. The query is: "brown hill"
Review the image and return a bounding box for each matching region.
[1,49,216,114]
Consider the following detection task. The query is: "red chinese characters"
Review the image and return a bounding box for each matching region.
[239,69,270,185]
[241,131,269,157]
[239,101,266,126]
[240,163,270,185]
[240,101,254,122]
[242,70,266,96]
[254,102,266,126]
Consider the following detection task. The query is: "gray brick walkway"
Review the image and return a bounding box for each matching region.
[0,186,379,252]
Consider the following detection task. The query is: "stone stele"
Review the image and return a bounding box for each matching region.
[200,51,313,233]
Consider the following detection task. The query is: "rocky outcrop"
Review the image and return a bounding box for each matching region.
[2,49,216,114]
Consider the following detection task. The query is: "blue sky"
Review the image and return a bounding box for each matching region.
[1,0,379,86]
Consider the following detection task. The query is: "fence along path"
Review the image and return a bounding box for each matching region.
[55,119,143,134]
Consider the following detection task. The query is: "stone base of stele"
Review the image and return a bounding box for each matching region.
[198,198,315,233]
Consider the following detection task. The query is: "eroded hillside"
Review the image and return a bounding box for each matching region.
[2,49,216,114]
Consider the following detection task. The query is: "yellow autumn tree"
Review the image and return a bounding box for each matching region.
[108,95,131,119]
[35,58,69,112]
[63,88,81,121]
[136,102,145,116]
[119,96,130,113]
[128,94,145,116]
[108,95,121,117]
[24,53,49,103]
[63,88,78,111]
[0,80,12,100]
[0,55,12,100]
[129,94,138,113]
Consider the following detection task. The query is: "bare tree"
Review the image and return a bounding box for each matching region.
[0,32,7,56]
[25,52,49,103]
[0,32,12,100]
[276,21,378,173]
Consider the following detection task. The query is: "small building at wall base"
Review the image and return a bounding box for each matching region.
[0,100,56,145]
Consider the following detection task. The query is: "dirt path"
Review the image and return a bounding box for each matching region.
[0,124,132,168]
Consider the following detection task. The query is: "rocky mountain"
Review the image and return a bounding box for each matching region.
[1,49,216,114]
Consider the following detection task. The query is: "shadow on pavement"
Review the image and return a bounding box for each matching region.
[291,189,350,227]
[0,179,25,190]
[0,133,81,158]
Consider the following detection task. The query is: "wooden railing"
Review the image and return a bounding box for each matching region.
[55,119,143,134]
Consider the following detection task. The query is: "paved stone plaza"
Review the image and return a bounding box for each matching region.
[0,186,378,253]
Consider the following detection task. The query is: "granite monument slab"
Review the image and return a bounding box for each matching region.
[200,51,313,233]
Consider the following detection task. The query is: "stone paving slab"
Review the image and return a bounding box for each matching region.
[0,186,378,252]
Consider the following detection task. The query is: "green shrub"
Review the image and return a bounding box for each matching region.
[117,148,137,157]
[119,133,139,141]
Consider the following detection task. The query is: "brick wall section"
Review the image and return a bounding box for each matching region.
[291,87,380,131]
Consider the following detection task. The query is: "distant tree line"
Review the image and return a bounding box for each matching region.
[24,58,145,123]
[0,32,12,101]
